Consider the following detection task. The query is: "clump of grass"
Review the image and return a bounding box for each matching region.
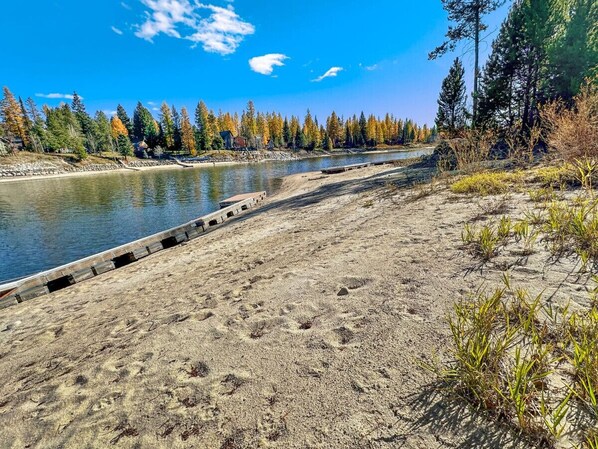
[462,217,512,261]
[451,171,523,196]
[462,224,501,261]
[513,219,538,255]
[528,187,556,203]
[543,197,598,271]
[433,277,598,448]
[532,165,576,189]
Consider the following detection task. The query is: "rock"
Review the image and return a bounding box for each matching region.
[337,287,349,296]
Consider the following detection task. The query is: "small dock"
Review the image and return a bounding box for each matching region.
[321,159,402,175]
[0,191,267,310]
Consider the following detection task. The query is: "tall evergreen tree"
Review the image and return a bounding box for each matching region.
[195,100,211,152]
[546,0,598,103]
[116,133,133,159]
[358,112,367,146]
[282,118,291,148]
[430,0,506,125]
[436,58,469,136]
[171,106,182,154]
[132,102,158,145]
[94,111,113,153]
[116,105,133,136]
[159,102,175,151]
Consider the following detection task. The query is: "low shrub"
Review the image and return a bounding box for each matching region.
[451,171,523,196]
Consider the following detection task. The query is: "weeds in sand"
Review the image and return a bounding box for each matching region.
[451,171,523,196]
[543,197,598,271]
[584,429,598,449]
[540,391,571,441]
[529,187,556,204]
[434,279,598,448]
[462,224,503,261]
[513,220,538,255]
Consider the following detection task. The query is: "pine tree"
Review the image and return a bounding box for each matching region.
[132,102,158,145]
[159,102,175,151]
[546,0,598,103]
[358,112,367,146]
[436,57,469,136]
[45,104,86,159]
[26,98,46,152]
[116,133,133,159]
[116,105,133,136]
[295,128,306,149]
[95,111,113,152]
[195,100,211,152]
[282,118,291,148]
[180,107,197,156]
[240,100,257,144]
[430,0,507,125]
[171,106,182,154]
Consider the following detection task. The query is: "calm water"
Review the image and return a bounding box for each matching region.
[0,149,430,283]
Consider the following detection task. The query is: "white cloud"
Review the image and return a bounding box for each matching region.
[152,107,160,111]
[147,101,157,105]
[111,26,124,35]
[103,110,118,116]
[35,93,79,100]
[365,64,378,71]
[121,2,132,9]
[134,0,254,55]
[312,67,343,82]
[249,54,288,75]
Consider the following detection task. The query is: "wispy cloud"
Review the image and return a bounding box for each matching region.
[111,26,124,35]
[147,101,157,105]
[121,2,132,10]
[312,67,343,82]
[249,54,288,76]
[134,0,254,56]
[35,93,79,100]
[103,110,118,116]
[365,64,378,71]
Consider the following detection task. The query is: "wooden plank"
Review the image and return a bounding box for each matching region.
[70,268,95,283]
[219,191,266,208]
[92,261,115,275]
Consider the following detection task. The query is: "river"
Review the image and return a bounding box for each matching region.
[0,149,430,283]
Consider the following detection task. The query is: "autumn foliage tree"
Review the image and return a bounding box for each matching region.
[0,86,29,147]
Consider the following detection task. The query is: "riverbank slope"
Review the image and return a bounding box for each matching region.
[1,162,578,448]
[0,146,431,182]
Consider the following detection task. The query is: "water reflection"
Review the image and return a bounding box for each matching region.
[0,149,430,282]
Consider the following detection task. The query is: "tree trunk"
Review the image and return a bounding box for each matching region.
[473,3,480,127]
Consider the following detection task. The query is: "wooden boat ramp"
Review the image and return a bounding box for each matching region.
[0,191,267,310]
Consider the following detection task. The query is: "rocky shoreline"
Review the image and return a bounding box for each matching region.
[0,150,303,178]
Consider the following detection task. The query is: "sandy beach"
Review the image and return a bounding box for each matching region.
[0,163,585,448]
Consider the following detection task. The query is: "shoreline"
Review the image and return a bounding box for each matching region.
[0,146,433,184]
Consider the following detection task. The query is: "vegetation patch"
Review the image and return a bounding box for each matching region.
[451,171,523,196]
[430,276,598,448]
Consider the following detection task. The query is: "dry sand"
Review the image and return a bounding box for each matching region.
[0,163,587,448]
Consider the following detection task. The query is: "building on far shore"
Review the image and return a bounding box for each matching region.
[233,136,247,150]
[220,131,234,150]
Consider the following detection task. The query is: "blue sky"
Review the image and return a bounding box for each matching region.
[0,0,512,125]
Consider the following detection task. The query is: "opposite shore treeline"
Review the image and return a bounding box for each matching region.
[0,90,438,160]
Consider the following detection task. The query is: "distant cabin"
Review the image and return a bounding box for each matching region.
[234,136,247,150]
[220,131,234,150]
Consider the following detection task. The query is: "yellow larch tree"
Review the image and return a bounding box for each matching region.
[180,107,197,156]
